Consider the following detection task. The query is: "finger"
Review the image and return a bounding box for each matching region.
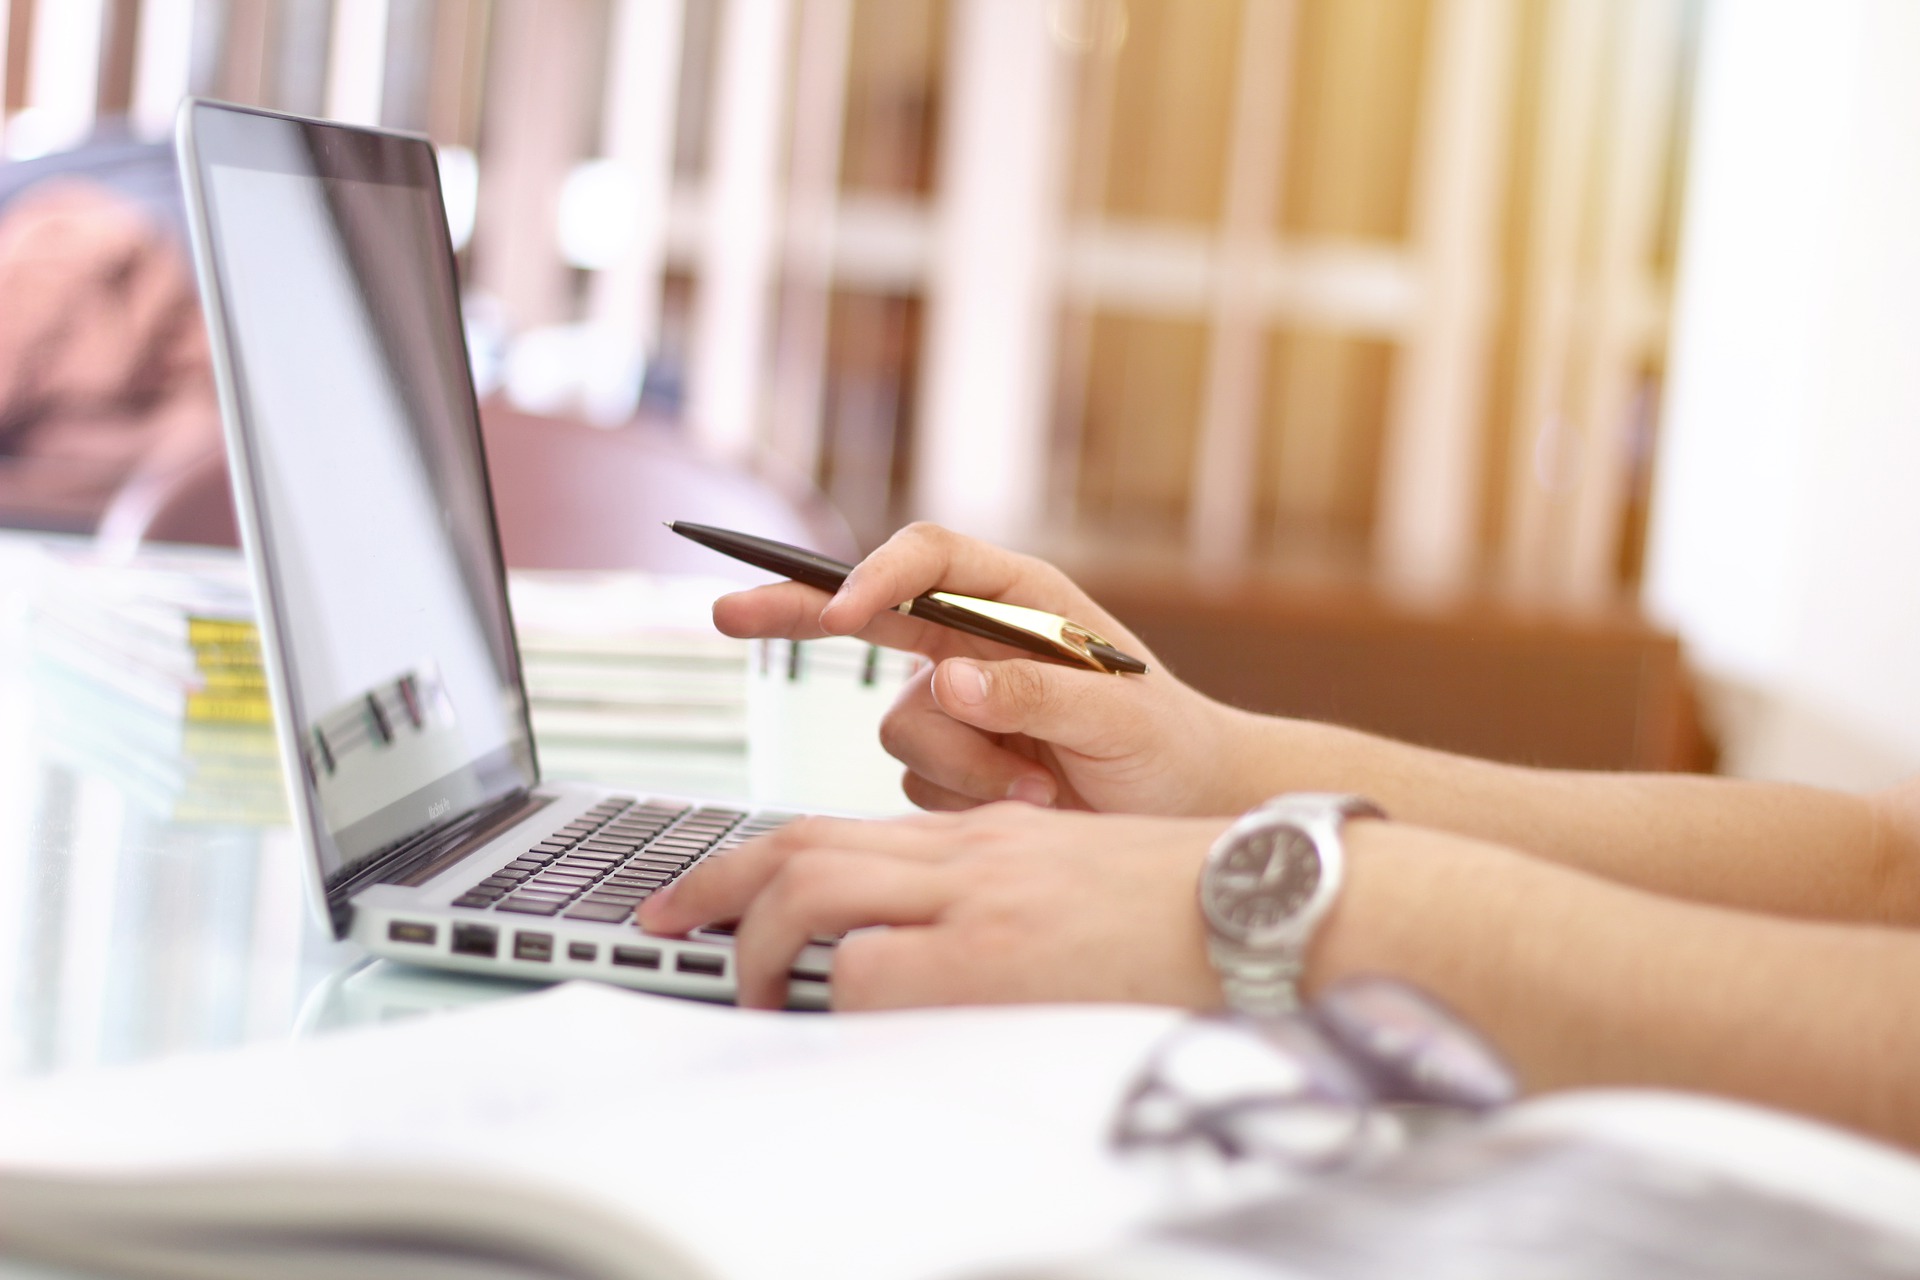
[818,523,1086,637]
[828,927,982,1011]
[878,668,1058,807]
[711,581,837,640]
[714,579,969,657]
[933,656,1157,763]
[640,814,959,936]
[900,770,989,812]
[732,851,954,1008]
[637,819,827,936]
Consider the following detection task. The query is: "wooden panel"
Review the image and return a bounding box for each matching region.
[839,0,943,197]
[1258,330,1393,567]
[1278,0,1427,240]
[1075,313,1208,541]
[1076,567,1710,772]
[1096,0,1239,224]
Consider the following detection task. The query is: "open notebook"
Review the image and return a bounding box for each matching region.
[6,982,1920,1280]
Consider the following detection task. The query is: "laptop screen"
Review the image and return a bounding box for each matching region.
[182,103,537,887]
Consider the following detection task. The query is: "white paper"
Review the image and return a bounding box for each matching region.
[0,983,1186,1280]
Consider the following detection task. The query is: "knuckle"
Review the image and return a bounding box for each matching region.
[898,520,949,549]
[765,850,844,916]
[875,710,916,763]
[993,660,1052,715]
[773,815,832,849]
[826,933,891,1008]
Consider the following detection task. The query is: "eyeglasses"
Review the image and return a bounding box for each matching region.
[1111,977,1517,1173]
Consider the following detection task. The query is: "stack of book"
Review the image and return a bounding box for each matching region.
[31,548,870,817]
[32,545,269,727]
[29,545,284,825]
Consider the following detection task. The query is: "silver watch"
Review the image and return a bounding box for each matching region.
[1198,793,1386,1016]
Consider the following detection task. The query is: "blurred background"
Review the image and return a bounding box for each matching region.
[5,0,1919,791]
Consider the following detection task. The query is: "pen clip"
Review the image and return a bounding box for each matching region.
[913,593,1127,674]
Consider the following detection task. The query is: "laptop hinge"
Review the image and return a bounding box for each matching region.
[382,789,557,887]
[323,789,555,926]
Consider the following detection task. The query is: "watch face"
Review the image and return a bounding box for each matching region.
[1204,825,1323,942]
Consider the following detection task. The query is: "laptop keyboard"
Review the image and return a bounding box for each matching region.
[450,797,794,924]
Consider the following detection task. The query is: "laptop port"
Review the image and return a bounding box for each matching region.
[387,920,436,945]
[513,931,553,962]
[676,952,726,978]
[612,945,660,970]
[450,923,498,958]
[567,942,598,962]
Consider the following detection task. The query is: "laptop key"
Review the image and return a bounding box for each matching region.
[497,896,565,915]
[452,892,494,908]
[585,894,649,911]
[564,902,636,923]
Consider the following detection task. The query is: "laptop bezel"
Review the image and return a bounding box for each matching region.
[175,98,543,938]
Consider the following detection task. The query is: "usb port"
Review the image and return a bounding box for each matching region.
[387,920,436,945]
[676,952,726,978]
[513,931,553,962]
[450,923,498,958]
[567,941,598,962]
[612,945,660,969]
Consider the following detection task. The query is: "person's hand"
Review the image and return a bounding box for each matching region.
[637,803,1228,1010]
[711,523,1265,816]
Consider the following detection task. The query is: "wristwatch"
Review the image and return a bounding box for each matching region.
[1198,792,1386,1016]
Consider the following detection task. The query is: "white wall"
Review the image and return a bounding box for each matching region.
[1645,0,1920,789]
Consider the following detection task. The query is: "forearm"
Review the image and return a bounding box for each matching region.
[1316,824,1920,1147]
[1219,709,1917,925]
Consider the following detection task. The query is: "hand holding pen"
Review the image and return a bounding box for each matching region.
[670,522,1148,674]
[670,522,1260,817]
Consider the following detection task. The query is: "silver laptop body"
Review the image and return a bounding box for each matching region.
[175,98,829,1005]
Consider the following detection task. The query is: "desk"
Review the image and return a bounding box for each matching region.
[0,533,906,1086]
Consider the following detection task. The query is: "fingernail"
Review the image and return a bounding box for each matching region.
[1007,775,1055,807]
[947,659,988,707]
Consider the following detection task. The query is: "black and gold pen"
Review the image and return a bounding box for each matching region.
[667,521,1149,676]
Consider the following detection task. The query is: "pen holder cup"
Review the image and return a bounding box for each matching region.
[746,637,918,816]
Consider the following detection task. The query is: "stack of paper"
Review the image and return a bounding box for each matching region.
[506,570,756,798]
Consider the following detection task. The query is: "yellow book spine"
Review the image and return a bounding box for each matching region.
[197,668,269,695]
[186,617,259,648]
[194,640,264,670]
[184,692,274,724]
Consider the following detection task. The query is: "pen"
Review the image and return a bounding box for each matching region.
[667,522,1149,675]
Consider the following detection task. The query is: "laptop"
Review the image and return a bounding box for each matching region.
[175,98,832,1005]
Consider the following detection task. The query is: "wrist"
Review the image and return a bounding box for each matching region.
[1203,706,1319,814]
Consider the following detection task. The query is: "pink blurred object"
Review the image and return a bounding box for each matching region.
[0,179,220,533]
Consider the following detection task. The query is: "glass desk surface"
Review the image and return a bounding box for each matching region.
[0,533,908,1085]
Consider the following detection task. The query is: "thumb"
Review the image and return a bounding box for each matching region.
[932,656,1152,761]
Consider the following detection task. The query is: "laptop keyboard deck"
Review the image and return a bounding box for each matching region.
[451,797,794,923]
